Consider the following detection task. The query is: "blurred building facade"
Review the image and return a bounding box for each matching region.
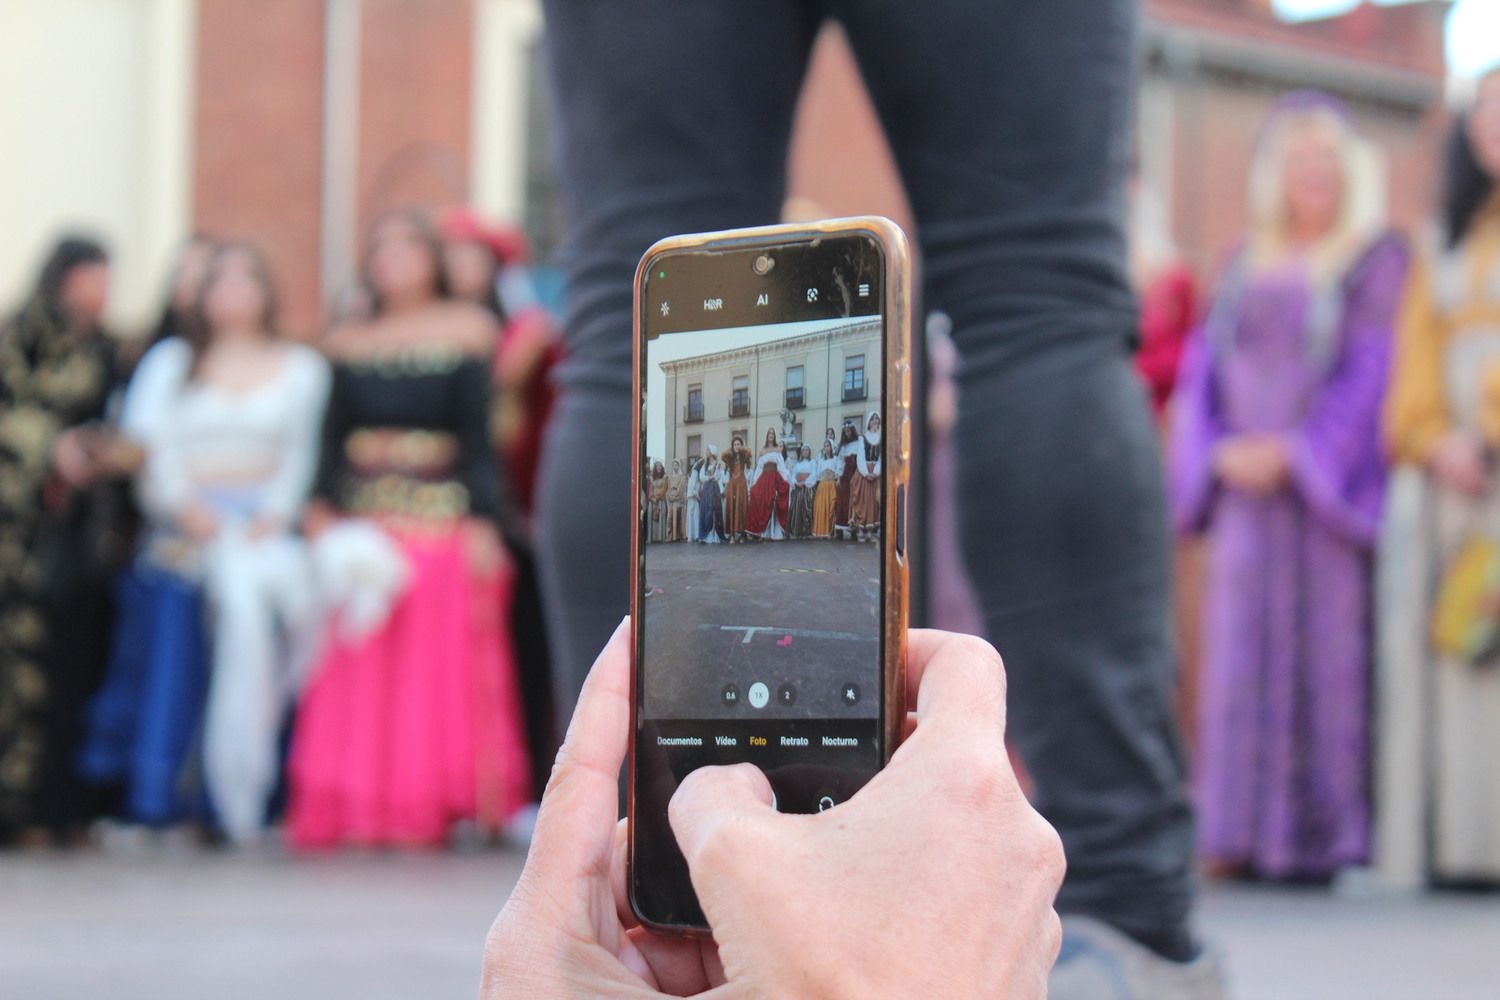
[1140,0,1450,276]
[658,318,883,469]
[787,0,1453,282]
[0,0,544,335]
[0,0,1454,336]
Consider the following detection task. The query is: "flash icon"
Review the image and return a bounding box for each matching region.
[660,301,671,317]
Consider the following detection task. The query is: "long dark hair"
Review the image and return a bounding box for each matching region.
[361,209,452,314]
[185,242,281,378]
[149,234,218,346]
[1443,112,1497,249]
[17,235,109,332]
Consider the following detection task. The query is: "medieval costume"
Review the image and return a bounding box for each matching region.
[78,338,329,840]
[724,442,752,542]
[0,240,131,842]
[834,428,860,536]
[811,444,840,538]
[1170,93,1408,879]
[746,435,789,539]
[788,448,817,538]
[648,464,668,543]
[684,459,701,543]
[847,411,883,538]
[1379,182,1500,884]
[666,460,685,541]
[288,342,530,848]
[697,447,726,543]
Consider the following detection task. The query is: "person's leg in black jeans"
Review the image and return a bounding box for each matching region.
[539,0,1197,963]
[536,0,821,740]
[835,0,1196,957]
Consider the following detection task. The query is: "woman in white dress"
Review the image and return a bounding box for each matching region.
[79,244,330,842]
[684,458,701,542]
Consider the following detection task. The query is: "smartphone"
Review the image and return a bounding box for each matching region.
[628,217,912,933]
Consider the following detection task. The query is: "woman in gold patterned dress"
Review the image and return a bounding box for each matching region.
[0,237,136,845]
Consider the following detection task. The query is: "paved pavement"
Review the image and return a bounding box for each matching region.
[643,538,881,719]
[3,847,1499,999]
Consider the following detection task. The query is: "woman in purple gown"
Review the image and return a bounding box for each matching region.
[1169,92,1408,879]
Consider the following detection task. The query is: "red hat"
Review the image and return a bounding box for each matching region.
[439,208,529,266]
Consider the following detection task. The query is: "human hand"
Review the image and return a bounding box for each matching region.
[482,619,728,998]
[1430,429,1489,497]
[301,499,339,540]
[50,427,96,488]
[84,428,145,477]
[178,503,219,542]
[464,518,511,578]
[669,630,1066,1000]
[1214,434,1289,496]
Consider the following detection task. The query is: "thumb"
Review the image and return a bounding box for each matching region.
[668,763,777,869]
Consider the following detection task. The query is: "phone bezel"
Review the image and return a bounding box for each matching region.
[627,217,912,936]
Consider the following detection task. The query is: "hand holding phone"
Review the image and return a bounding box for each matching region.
[481,625,1065,999]
[668,630,1065,1000]
[629,218,912,931]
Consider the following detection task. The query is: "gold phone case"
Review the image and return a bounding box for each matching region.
[627,216,912,936]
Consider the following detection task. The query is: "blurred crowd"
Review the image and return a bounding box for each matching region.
[1,61,1498,899]
[0,209,560,850]
[1144,72,1500,888]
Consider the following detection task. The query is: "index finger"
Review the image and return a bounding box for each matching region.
[903,628,1008,736]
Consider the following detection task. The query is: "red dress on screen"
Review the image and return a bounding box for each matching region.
[746,448,789,537]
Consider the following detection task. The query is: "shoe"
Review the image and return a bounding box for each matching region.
[1048,916,1229,1000]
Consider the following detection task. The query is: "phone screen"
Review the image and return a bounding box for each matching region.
[633,231,889,927]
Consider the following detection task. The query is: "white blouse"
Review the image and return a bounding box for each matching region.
[752,449,787,486]
[859,433,883,477]
[791,459,817,485]
[122,338,331,525]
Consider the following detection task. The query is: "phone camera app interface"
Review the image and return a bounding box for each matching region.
[635,236,886,926]
[645,312,883,723]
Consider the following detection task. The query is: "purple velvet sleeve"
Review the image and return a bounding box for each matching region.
[1285,235,1410,546]
[1167,324,1223,536]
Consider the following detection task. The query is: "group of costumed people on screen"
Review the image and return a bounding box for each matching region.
[647,410,883,544]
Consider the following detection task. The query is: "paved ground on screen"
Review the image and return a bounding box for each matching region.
[4,850,1499,999]
[643,536,881,719]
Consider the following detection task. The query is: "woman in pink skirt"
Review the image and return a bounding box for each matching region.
[289,210,530,848]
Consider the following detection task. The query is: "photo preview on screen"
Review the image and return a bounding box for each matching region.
[631,229,898,927]
[640,312,886,796]
[645,312,884,708]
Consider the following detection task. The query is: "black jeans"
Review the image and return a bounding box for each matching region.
[536,0,1195,947]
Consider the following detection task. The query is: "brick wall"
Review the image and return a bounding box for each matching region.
[193,0,326,336]
[355,0,474,240]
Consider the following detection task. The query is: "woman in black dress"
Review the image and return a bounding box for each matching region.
[0,237,136,845]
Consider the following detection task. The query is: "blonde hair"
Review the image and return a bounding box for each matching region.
[1246,104,1386,286]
